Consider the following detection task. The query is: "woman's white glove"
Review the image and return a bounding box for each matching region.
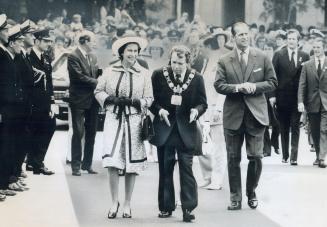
[202,122,211,141]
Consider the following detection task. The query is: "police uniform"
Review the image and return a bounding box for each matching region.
[27,29,56,175]
[0,24,27,189]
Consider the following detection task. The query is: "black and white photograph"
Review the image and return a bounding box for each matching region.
[0,0,326,226]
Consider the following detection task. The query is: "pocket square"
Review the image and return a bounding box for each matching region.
[253,68,262,73]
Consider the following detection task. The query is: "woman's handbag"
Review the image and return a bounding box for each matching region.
[141,111,155,141]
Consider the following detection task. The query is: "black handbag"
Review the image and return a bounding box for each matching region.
[141,112,155,141]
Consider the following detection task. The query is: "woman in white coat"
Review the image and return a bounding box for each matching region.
[199,28,231,190]
[95,34,153,219]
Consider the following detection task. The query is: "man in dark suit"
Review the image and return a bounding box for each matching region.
[0,24,31,193]
[298,37,327,168]
[68,30,101,176]
[12,21,35,181]
[270,29,310,165]
[150,45,207,222]
[0,15,21,199]
[28,28,56,175]
[214,22,277,210]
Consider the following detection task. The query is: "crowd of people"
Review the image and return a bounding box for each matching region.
[0,5,326,224]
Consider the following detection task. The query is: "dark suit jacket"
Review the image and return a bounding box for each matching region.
[191,50,208,75]
[298,58,327,113]
[272,48,309,109]
[0,48,22,106]
[214,48,277,130]
[14,52,34,107]
[29,49,55,112]
[149,67,208,155]
[67,48,99,109]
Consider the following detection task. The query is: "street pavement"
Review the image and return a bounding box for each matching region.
[1,128,327,227]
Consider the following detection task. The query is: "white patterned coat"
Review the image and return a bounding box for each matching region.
[95,61,153,173]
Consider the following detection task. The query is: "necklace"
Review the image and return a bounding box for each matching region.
[163,67,195,94]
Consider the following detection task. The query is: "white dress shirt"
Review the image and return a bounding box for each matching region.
[315,55,325,69]
[287,47,298,67]
[173,68,187,82]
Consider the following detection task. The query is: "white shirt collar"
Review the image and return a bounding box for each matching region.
[287,47,298,57]
[287,47,298,66]
[32,46,43,60]
[21,48,27,56]
[173,68,187,82]
[236,47,250,64]
[315,55,325,67]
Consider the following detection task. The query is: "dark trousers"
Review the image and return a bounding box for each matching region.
[277,107,301,161]
[13,108,31,178]
[0,105,30,187]
[308,110,327,161]
[28,110,56,171]
[263,125,280,156]
[224,107,265,202]
[70,102,98,171]
[157,125,198,212]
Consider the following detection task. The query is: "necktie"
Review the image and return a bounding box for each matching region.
[86,54,91,67]
[40,53,44,63]
[318,59,322,78]
[175,74,182,85]
[290,51,295,68]
[240,51,246,74]
[86,54,92,75]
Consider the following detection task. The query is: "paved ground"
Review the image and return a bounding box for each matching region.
[1,128,327,227]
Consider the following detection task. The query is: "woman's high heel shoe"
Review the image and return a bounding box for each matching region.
[122,209,132,218]
[108,202,120,219]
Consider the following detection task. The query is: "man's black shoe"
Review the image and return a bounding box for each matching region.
[158,211,172,218]
[72,169,81,176]
[26,165,33,171]
[318,160,326,168]
[227,201,242,210]
[81,168,98,174]
[182,209,195,222]
[290,160,298,166]
[247,196,258,209]
[33,167,54,175]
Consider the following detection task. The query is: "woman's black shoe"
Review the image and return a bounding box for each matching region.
[108,202,120,219]
[122,209,132,218]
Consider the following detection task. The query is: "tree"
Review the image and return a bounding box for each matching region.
[260,0,308,24]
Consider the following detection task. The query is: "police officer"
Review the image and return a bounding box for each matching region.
[27,28,56,175]
[0,24,29,194]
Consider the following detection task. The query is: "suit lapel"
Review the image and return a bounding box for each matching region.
[30,50,45,70]
[75,48,92,76]
[244,48,256,82]
[310,60,319,80]
[230,49,243,83]
[320,58,327,80]
[297,52,302,67]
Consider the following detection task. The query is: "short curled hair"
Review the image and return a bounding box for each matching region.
[169,45,191,64]
[118,42,141,60]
